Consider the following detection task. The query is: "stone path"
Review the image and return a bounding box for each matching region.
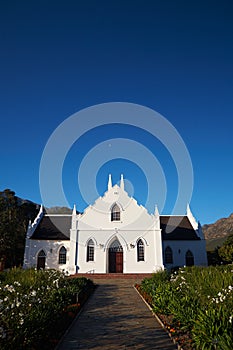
[56,278,177,349]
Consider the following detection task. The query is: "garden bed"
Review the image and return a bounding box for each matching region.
[0,268,95,350]
[135,283,192,350]
[136,265,233,350]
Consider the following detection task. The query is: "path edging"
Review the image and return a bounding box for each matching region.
[54,284,98,350]
[134,286,183,350]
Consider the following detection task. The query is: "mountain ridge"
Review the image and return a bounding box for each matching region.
[2,189,232,245]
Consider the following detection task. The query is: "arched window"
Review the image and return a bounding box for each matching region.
[37,250,46,270]
[59,246,67,264]
[87,239,95,262]
[109,239,123,252]
[185,250,194,266]
[137,239,144,262]
[165,246,173,264]
[111,203,120,221]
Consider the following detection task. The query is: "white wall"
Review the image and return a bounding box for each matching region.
[23,239,70,273]
[162,240,208,268]
[23,182,207,274]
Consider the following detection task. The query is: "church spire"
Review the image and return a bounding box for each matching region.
[108,174,112,190]
[120,174,124,190]
[186,203,198,230]
[154,204,160,230]
[72,204,76,215]
[154,204,159,217]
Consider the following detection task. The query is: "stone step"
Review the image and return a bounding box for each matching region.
[71,273,153,280]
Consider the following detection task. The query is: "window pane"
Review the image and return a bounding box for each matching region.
[186,250,194,266]
[111,204,120,221]
[165,247,173,264]
[59,247,67,264]
[87,240,94,262]
[137,240,144,261]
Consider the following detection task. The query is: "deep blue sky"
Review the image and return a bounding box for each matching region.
[0,0,232,224]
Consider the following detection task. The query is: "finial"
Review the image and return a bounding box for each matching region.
[186,203,198,230]
[120,174,124,190]
[186,203,191,214]
[108,174,112,190]
[154,204,159,216]
[72,204,76,215]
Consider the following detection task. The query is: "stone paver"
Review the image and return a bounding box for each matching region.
[57,278,177,349]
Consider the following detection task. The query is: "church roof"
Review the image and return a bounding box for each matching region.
[30,215,71,240]
[160,216,200,240]
[29,214,200,241]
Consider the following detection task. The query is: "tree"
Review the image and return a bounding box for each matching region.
[0,189,37,268]
[218,234,233,263]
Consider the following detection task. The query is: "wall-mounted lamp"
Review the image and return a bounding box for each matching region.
[99,244,104,248]
[130,243,135,248]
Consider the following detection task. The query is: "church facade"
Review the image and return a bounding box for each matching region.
[23,175,207,274]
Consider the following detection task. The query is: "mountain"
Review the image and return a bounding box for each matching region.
[45,206,73,214]
[202,213,233,251]
[1,188,232,254]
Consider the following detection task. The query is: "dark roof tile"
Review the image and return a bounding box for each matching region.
[160,216,200,240]
[30,215,71,240]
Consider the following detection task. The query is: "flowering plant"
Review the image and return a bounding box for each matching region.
[0,268,92,349]
[139,265,233,349]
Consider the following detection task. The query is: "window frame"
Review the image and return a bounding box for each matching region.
[58,246,67,265]
[185,250,194,266]
[111,203,121,221]
[137,239,145,262]
[87,239,95,262]
[164,246,173,264]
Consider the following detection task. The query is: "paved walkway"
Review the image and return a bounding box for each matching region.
[57,278,177,349]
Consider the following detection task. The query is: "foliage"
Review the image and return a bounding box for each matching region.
[140,266,233,350]
[0,189,38,268]
[0,268,94,349]
[218,234,233,263]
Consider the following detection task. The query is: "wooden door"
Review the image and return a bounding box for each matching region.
[109,251,116,273]
[109,240,123,273]
[115,252,123,273]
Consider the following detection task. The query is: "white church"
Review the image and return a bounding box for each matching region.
[23,175,207,274]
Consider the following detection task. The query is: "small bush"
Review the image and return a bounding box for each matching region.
[0,268,94,349]
[139,266,233,350]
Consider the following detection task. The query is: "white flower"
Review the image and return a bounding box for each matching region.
[229,316,233,324]
[4,284,15,293]
[14,281,21,286]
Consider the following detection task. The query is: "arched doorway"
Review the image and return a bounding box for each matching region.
[108,239,123,273]
[37,250,46,270]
